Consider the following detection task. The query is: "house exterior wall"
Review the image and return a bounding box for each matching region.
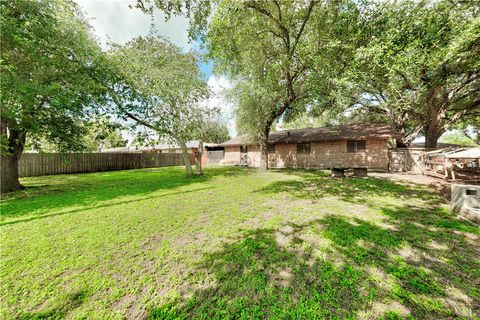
[225,139,389,170]
[224,145,263,166]
[224,146,241,164]
[270,139,389,169]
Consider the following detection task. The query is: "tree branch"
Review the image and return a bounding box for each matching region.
[245,1,291,50]
[291,0,318,56]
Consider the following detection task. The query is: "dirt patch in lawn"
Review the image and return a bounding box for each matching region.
[370,172,450,199]
[141,234,166,250]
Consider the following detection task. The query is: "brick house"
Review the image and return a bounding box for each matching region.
[220,123,401,170]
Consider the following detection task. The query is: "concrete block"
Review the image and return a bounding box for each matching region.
[451,184,480,223]
[353,168,368,177]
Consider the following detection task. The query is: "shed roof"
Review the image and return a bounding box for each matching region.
[445,148,480,159]
[220,123,401,146]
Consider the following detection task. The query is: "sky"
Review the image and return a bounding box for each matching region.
[74,0,234,139]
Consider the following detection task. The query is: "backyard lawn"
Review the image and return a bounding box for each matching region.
[1,166,479,319]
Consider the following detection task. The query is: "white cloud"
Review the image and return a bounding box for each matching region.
[203,75,237,137]
[75,0,191,50]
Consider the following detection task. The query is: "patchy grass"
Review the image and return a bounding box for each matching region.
[1,166,478,319]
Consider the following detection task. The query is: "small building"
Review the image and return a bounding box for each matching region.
[101,141,225,165]
[220,123,401,171]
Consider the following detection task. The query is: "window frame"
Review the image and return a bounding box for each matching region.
[240,145,248,154]
[346,140,366,153]
[297,143,311,154]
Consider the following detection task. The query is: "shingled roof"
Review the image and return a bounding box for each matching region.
[220,123,401,147]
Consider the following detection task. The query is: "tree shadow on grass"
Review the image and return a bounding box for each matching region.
[259,169,443,206]
[19,288,90,320]
[0,166,251,222]
[0,186,214,226]
[150,226,375,320]
[148,205,479,319]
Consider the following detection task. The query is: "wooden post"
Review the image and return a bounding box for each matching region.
[444,156,448,181]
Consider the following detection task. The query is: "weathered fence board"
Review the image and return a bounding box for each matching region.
[388,148,428,173]
[18,153,184,177]
[207,150,224,164]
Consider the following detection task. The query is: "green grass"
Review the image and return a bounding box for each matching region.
[1,166,479,319]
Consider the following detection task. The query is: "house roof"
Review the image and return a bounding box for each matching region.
[101,141,219,153]
[220,123,401,146]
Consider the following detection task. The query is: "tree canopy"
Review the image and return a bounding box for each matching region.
[2,0,479,192]
[108,35,213,175]
[204,0,360,168]
[202,121,230,143]
[1,0,107,191]
[339,0,480,147]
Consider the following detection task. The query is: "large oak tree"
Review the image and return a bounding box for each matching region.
[348,0,480,148]
[1,0,107,192]
[207,0,359,169]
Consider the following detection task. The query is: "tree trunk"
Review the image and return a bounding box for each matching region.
[195,140,203,175]
[179,139,193,176]
[424,125,443,149]
[1,128,26,193]
[258,128,269,171]
[1,154,22,193]
[423,88,444,149]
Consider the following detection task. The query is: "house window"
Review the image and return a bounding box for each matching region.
[297,143,310,154]
[268,144,275,153]
[347,140,366,153]
[240,146,248,154]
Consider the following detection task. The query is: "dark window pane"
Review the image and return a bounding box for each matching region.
[304,143,310,153]
[347,141,356,153]
[268,144,275,152]
[297,143,310,154]
[240,146,248,153]
[357,140,366,151]
[347,140,366,153]
[297,143,303,153]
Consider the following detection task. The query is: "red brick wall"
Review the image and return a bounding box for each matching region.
[224,139,389,170]
[268,139,389,170]
[224,146,240,164]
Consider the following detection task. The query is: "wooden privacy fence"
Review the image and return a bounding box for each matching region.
[388,148,427,173]
[207,150,224,164]
[19,153,185,177]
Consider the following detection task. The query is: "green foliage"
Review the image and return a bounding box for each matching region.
[344,0,480,146]
[24,117,127,152]
[202,121,230,143]
[108,35,215,174]
[440,131,477,146]
[81,117,127,152]
[207,0,359,153]
[109,35,213,143]
[1,0,107,153]
[280,113,339,131]
[134,0,211,41]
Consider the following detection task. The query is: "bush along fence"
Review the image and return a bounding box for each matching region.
[18,153,187,177]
